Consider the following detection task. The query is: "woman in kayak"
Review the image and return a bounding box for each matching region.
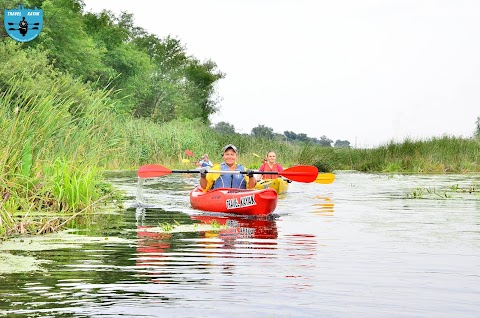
[199,144,256,191]
[258,151,284,179]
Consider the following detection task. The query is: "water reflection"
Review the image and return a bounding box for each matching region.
[191,214,278,240]
[132,207,279,284]
[312,194,335,217]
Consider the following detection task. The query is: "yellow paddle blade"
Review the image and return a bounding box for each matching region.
[252,153,261,158]
[315,173,335,184]
[182,159,190,164]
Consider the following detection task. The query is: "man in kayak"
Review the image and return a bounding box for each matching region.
[199,144,256,191]
[258,151,284,180]
[197,154,213,168]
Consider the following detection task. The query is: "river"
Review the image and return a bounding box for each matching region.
[1,171,479,317]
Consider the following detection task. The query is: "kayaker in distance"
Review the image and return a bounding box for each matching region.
[199,144,256,191]
[196,154,213,168]
[258,151,284,179]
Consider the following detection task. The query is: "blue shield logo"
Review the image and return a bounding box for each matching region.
[4,5,43,42]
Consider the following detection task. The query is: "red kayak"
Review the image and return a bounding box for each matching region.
[189,186,278,216]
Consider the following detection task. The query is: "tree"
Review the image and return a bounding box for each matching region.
[213,121,236,134]
[183,58,224,123]
[296,133,309,142]
[35,0,107,81]
[284,131,297,141]
[83,10,153,115]
[318,135,333,147]
[252,125,274,139]
[334,139,351,148]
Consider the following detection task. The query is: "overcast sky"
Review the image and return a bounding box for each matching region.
[83,0,480,148]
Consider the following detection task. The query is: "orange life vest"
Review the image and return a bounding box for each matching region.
[260,163,280,179]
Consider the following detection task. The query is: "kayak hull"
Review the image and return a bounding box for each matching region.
[190,186,278,215]
[255,178,289,194]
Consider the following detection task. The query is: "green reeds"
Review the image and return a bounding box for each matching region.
[0,42,121,236]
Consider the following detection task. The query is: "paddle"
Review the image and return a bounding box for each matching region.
[314,173,335,184]
[184,150,199,165]
[138,164,319,183]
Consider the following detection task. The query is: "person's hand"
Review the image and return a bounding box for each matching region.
[199,168,207,178]
[246,170,254,178]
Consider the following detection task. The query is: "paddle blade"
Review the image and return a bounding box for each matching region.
[252,153,261,158]
[185,150,194,157]
[280,165,319,183]
[314,173,335,184]
[138,164,172,178]
[182,159,190,164]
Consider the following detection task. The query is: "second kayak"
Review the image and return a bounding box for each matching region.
[254,178,290,194]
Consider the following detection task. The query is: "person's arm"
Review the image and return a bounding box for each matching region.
[200,168,208,188]
[247,176,256,189]
[245,169,256,189]
[276,164,284,178]
[258,164,265,180]
[200,164,220,191]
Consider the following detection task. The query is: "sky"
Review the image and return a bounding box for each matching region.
[83,0,480,148]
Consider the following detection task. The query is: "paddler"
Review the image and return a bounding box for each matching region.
[199,144,256,191]
[258,151,284,180]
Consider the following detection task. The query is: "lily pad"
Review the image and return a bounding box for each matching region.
[0,253,48,274]
[0,231,131,252]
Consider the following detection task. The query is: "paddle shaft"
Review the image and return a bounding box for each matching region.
[156,169,282,175]
[138,164,318,182]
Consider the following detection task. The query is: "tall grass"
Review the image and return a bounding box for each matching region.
[108,117,302,170]
[0,42,121,236]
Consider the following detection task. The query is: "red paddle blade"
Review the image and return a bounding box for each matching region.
[138,164,172,178]
[185,150,194,157]
[280,165,319,183]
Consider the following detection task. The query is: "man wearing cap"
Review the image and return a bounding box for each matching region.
[197,154,213,168]
[199,144,256,191]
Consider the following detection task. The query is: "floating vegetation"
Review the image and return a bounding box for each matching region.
[0,253,48,274]
[450,183,479,193]
[0,231,131,274]
[406,187,451,199]
[0,231,131,252]
[407,182,479,199]
[210,219,221,229]
[407,187,426,199]
[144,222,227,234]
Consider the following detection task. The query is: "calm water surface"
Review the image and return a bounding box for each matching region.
[1,171,480,317]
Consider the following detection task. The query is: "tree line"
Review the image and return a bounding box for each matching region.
[212,122,351,148]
